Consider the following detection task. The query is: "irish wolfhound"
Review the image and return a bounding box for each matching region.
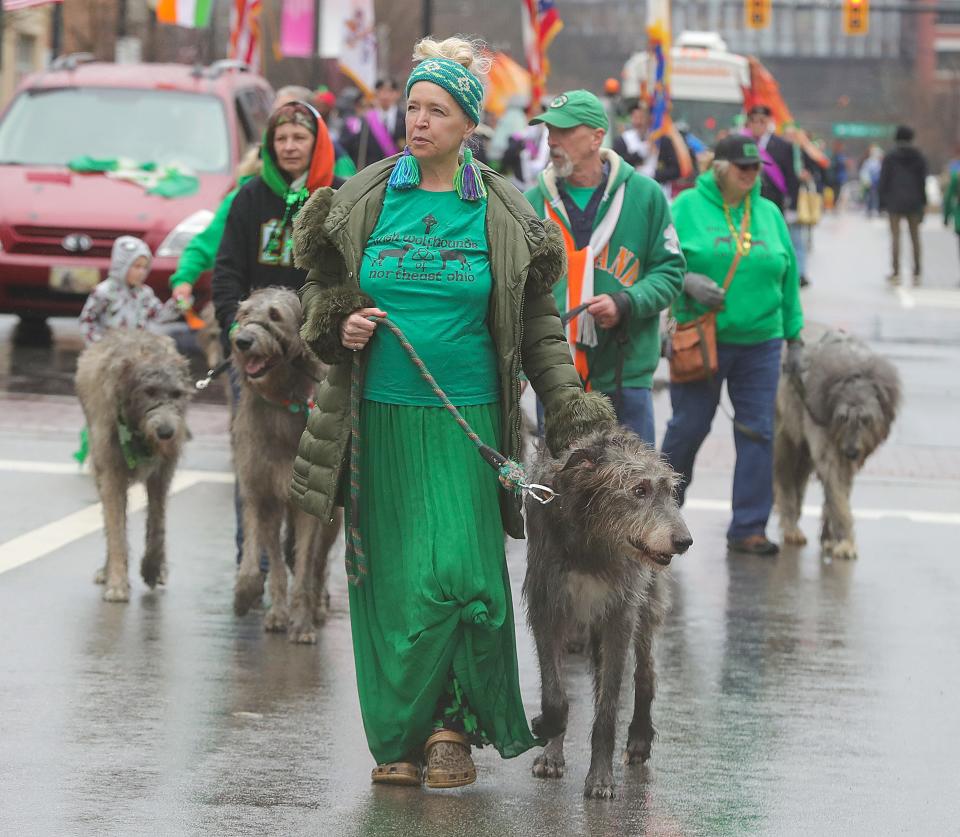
[523,426,693,799]
[75,331,192,602]
[230,288,341,643]
[775,329,901,560]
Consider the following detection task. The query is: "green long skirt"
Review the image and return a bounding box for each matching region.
[347,400,538,765]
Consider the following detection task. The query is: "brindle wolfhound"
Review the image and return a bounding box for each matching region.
[75,331,192,602]
[524,426,693,799]
[775,329,901,560]
[230,288,341,643]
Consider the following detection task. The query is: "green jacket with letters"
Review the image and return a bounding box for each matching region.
[670,170,803,343]
[524,148,686,392]
[290,155,616,538]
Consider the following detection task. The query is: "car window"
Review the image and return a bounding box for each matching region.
[237,87,270,144]
[0,87,231,173]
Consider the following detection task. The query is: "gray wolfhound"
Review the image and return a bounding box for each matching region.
[230,288,341,643]
[524,426,693,799]
[75,331,192,602]
[775,329,901,560]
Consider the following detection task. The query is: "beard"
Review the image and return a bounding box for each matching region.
[551,149,575,179]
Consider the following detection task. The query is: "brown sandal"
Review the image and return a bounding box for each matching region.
[424,729,477,789]
[371,761,422,786]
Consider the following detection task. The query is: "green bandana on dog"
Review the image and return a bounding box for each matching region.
[405,57,483,125]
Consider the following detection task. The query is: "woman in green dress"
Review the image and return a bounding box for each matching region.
[290,36,615,789]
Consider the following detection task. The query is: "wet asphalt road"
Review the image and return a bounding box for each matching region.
[1,213,960,836]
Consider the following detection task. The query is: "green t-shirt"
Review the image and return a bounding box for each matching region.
[563,184,598,211]
[359,188,498,406]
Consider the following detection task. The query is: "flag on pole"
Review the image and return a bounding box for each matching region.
[280,0,314,58]
[320,0,377,97]
[229,0,262,73]
[522,0,563,112]
[155,0,213,28]
[645,0,692,178]
[2,0,62,9]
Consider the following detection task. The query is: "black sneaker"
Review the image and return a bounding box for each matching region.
[799,275,810,288]
[727,535,780,556]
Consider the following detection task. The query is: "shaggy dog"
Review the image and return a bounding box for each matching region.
[75,331,192,602]
[524,426,693,799]
[775,329,901,560]
[230,288,341,643]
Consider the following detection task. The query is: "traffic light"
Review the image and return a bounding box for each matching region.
[843,0,869,35]
[745,0,772,30]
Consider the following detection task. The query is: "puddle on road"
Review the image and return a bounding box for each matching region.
[0,317,228,405]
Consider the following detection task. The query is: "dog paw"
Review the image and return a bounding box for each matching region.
[234,572,265,617]
[531,713,566,741]
[583,770,616,800]
[103,583,130,603]
[93,566,106,585]
[141,557,166,589]
[623,737,652,765]
[531,752,565,779]
[288,610,317,644]
[263,606,289,633]
[830,539,858,560]
[783,527,807,546]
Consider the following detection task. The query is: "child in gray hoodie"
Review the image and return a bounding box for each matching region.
[78,236,178,344]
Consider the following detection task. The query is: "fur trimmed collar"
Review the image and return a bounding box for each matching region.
[292,156,566,296]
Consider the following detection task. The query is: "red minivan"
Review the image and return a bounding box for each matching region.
[0,55,273,328]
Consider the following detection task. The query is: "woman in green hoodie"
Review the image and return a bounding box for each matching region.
[662,135,803,556]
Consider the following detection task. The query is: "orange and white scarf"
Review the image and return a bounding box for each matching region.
[545,181,626,389]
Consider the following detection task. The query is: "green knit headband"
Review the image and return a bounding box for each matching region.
[405,57,484,125]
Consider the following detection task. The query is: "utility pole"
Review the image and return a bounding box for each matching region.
[422,0,433,37]
[51,2,64,58]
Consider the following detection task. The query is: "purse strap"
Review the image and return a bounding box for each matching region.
[720,249,743,293]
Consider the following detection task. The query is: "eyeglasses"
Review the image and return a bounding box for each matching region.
[733,162,761,171]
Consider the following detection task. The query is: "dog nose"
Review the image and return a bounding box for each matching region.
[672,533,693,554]
[234,335,253,351]
[844,446,859,460]
[156,424,175,440]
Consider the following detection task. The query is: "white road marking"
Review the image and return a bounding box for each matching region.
[897,285,960,310]
[1,461,959,576]
[0,467,231,575]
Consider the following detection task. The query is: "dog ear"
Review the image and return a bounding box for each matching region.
[870,358,902,425]
[562,446,603,471]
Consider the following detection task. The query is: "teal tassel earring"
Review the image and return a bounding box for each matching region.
[454,148,487,201]
[387,146,421,191]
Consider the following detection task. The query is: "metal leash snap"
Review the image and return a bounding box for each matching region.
[195,372,215,391]
[523,483,558,505]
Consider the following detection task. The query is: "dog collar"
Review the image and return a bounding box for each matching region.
[116,413,154,470]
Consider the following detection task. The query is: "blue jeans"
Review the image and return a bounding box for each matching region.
[661,339,782,540]
[602,386,655,447]
[536,386,655,448]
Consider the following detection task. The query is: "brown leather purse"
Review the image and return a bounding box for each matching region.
[668,251,742,384]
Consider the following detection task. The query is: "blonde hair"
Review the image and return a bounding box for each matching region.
[412,36,491,78]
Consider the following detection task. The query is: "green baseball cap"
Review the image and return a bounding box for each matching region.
[530,90,609,131]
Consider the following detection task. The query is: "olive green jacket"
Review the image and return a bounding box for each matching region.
[289,155,615,537]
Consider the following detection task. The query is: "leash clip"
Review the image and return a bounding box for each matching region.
[524,483,558,505]
[195,371,214,391]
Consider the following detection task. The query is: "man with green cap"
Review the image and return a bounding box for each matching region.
[524,89,685,446]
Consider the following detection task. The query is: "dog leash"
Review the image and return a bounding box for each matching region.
[343,315,557,587]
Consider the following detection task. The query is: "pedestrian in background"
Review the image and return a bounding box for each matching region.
[661,135,803,556]
[343,77,406,169]
[292,36,614,790]
[169,87,354,310]
[79,237,177,344]
[944,165,960,282]
[744,105,812,287]
[860,145,883,217]
[879,124,928,286]
[525,90,685,446]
